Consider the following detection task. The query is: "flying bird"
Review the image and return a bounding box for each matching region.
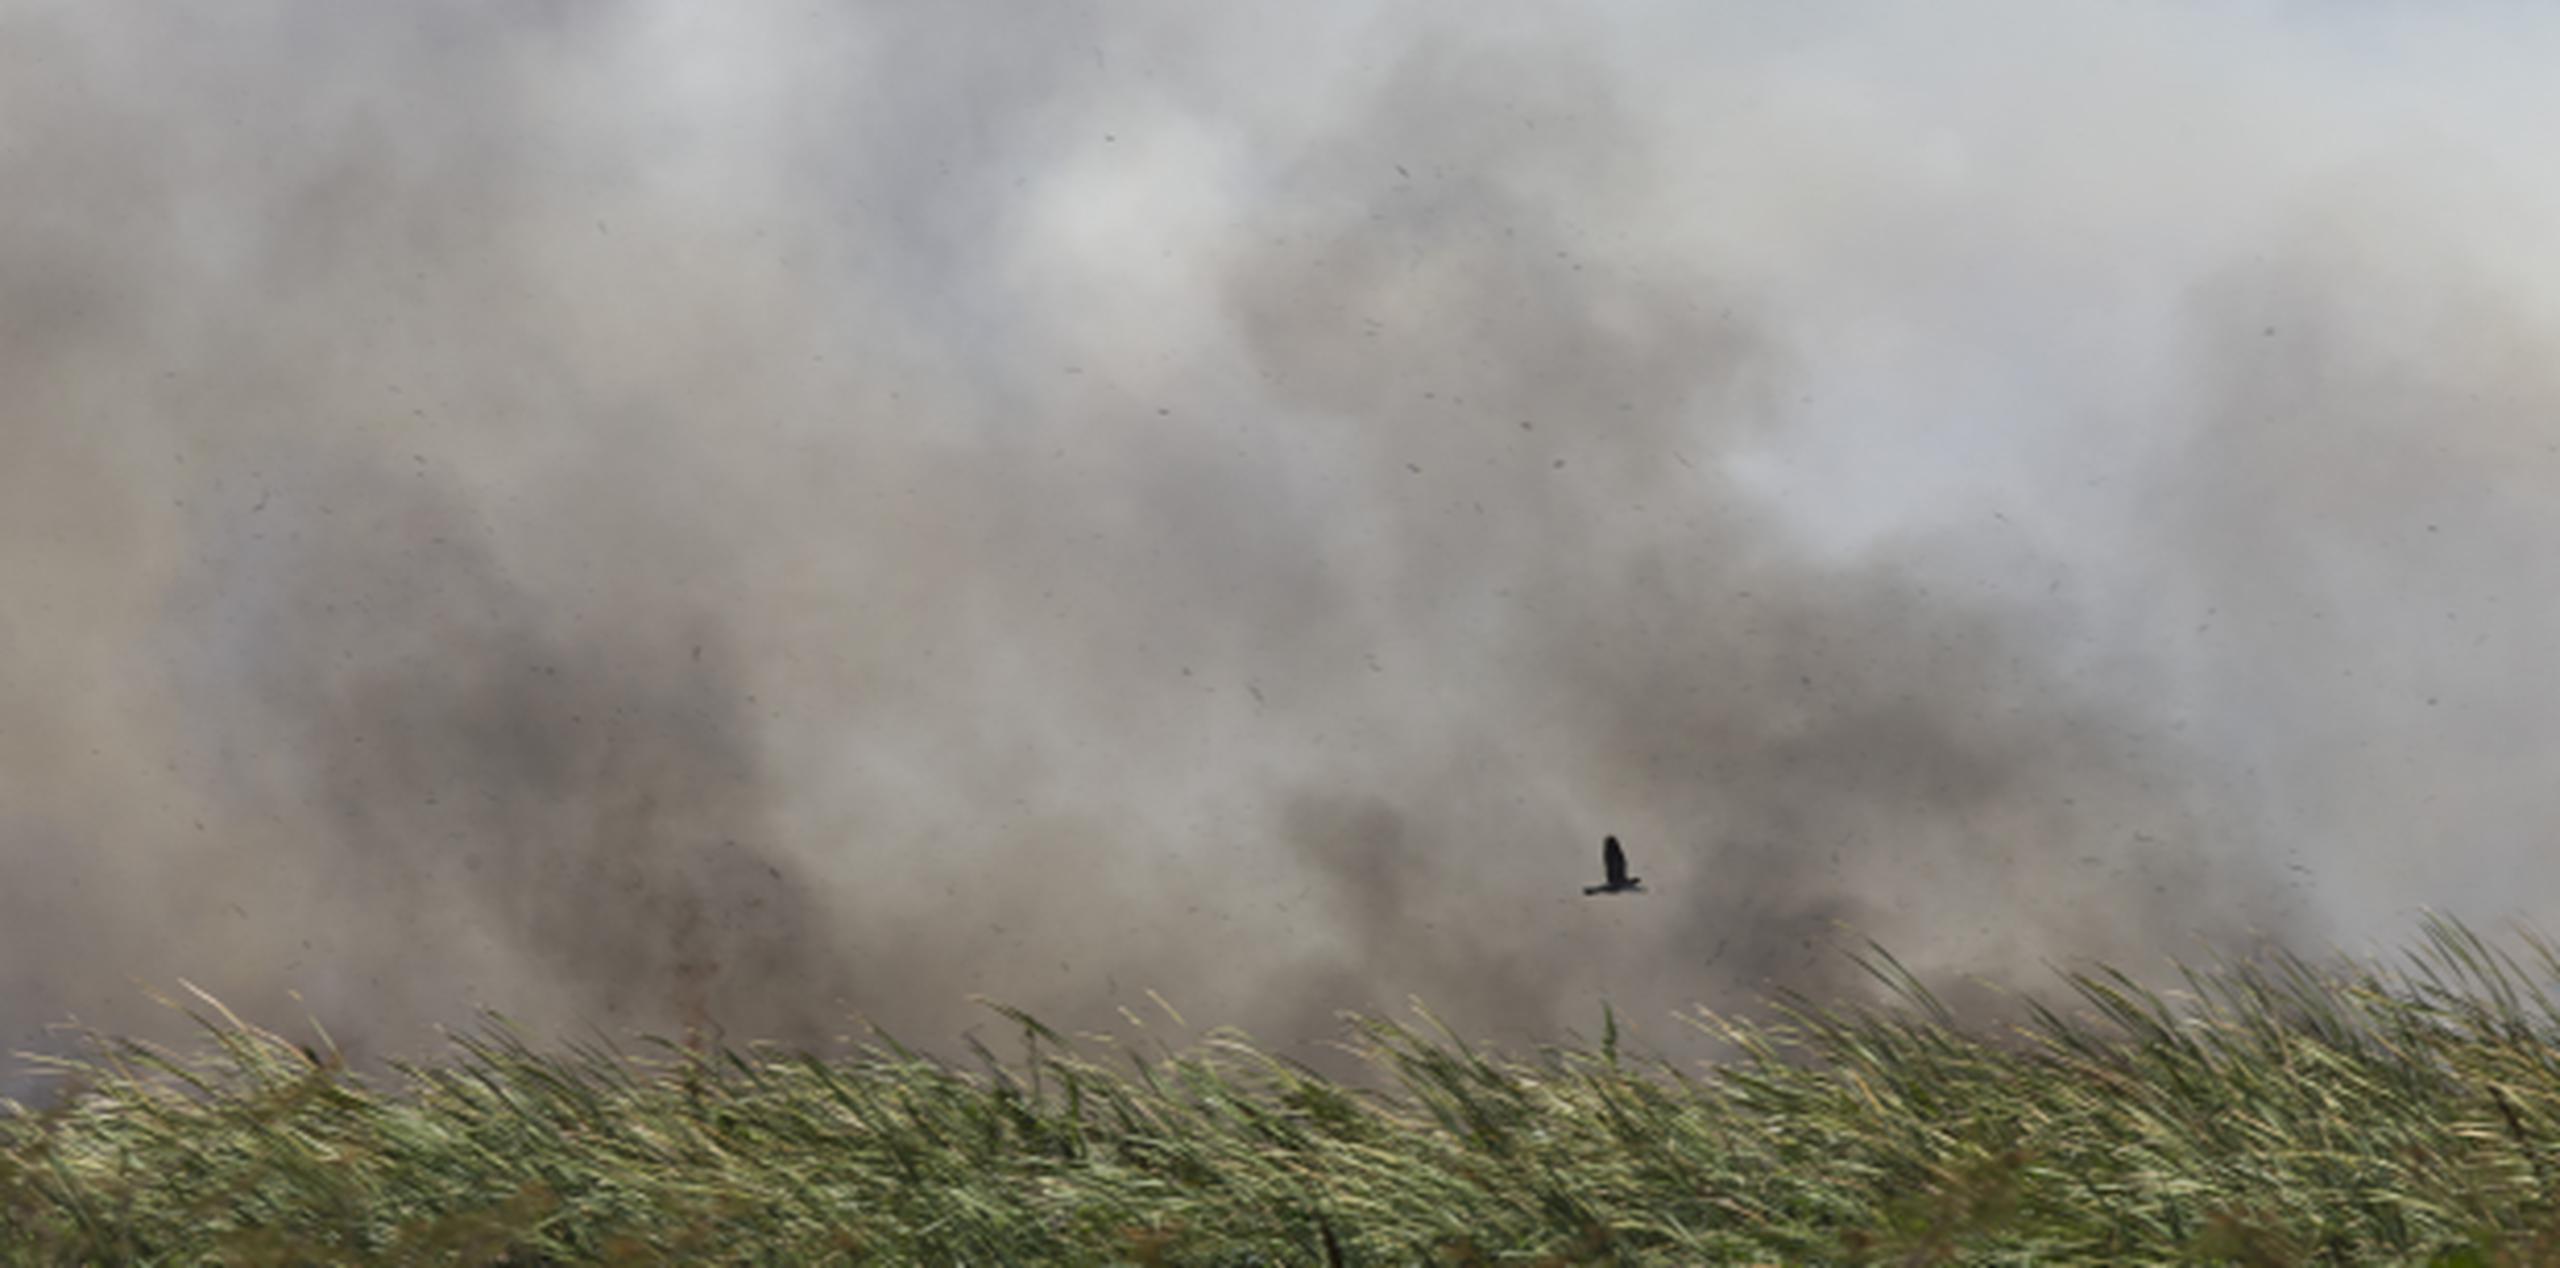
[1583,835,1644,896]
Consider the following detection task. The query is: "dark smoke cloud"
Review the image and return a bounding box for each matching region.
[6,1,2558,1089]
[168,465,848,1048]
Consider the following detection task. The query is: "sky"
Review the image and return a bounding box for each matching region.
[8,0,2560,1085]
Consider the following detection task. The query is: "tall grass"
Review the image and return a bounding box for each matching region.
[8,915,2560,1264]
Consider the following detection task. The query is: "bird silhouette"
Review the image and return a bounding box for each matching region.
[1583,835,1644,895]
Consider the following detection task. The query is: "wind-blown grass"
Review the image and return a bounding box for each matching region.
[8,915,2560,1264]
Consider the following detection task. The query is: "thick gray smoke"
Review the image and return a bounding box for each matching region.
[7,2,2559,1082]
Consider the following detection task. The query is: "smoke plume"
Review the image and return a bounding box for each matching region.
[8,1,2560,1084]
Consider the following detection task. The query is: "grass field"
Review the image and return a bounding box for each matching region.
[8,915,2560,1264]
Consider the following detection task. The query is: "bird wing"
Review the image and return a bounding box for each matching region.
[1603,836,1628,887]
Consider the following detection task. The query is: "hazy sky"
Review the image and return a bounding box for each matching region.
[9,0,2560,1084]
